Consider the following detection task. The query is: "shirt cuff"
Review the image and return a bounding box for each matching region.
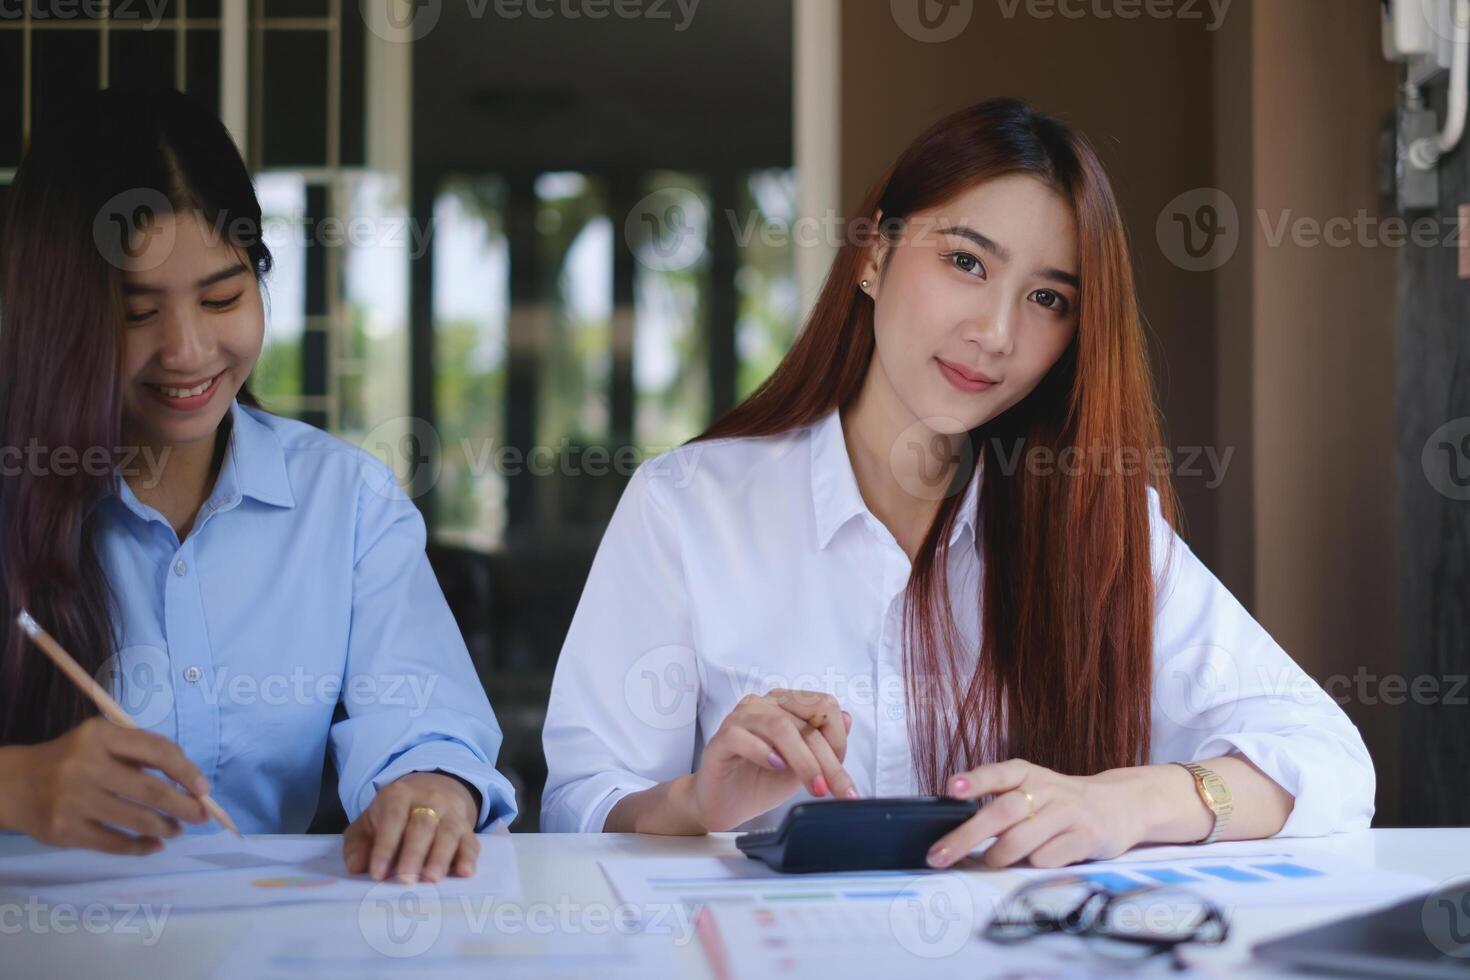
[544,771,658,833]
[369,740,519,832]
[1190,731,1375,838]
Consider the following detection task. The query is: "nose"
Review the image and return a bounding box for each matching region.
[961,292,1016,358]
[155,306,217,375]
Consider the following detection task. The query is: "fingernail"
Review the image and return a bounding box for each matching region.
[395,872,418,885]
[844,786,859,800]
[812,776,829,797]
[767,752,786,770]
[927,846,952,868]
[841,710,852,727]
[371,862,385,880]
[193,777,210,795]
[951,776,970,795]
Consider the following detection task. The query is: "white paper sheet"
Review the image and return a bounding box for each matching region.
[1,833,521,914]
[209,917,689,979]
[0,832,338,887]
[694,900,1210,980]
[599,854,1017,922]
[1002,845,1434,908]
[603,846,1435,979]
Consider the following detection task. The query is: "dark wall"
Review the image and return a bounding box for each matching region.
[1398,82,1470,827]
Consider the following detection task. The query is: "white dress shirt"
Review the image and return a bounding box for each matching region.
[540,409,1376,837]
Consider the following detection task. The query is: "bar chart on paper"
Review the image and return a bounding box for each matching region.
[600,855,1015,912]
[1006,848,1434,906]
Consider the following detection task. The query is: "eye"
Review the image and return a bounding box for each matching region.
[942,251,985,278]
[124,309,156,324]
[1031,288,1072,316]
[203,292,244,311]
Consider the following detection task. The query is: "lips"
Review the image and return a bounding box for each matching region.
[936,359,997,385]
[143,370,226,411]
[934,358,993,393]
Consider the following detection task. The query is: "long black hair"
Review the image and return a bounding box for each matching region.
[0,88,273,744]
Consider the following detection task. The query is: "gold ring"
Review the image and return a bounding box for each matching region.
[409,805,439,824]
[1020,790,1036,820]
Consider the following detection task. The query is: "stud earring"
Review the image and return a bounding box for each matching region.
[860,279,870,289]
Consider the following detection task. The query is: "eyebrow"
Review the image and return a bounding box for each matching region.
[122,262,248,296]
[936,225,1080,290]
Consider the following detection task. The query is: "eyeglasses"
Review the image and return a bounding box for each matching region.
[982,873,1229,965]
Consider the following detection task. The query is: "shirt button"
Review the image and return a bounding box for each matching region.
[184,666,202,683]
[174,559,187,577]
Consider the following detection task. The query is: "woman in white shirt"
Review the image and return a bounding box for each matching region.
[541,97,1375,869]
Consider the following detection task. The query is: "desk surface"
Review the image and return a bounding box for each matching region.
[3,828,1467,978]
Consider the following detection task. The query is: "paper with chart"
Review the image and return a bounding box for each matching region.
[604,845,1435,979]
[599,853,1017,915]
[1003,844,1434,907]
[695,900,1216,980]
[0,832,521,913]
[0,832,336,887]
[604,844,1433,918]
[209,919,689,980]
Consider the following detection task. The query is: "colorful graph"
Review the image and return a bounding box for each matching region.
[251,875,338,889]
[1078,861,1325,892]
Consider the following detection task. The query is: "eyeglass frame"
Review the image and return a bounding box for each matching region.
[982,872,1230,956]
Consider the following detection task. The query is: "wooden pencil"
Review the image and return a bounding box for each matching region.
[15,608,242,839]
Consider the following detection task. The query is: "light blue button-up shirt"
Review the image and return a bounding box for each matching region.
[94,400,517,834]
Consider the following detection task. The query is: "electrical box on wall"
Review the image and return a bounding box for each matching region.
[1383,0,1459,73]
[1382,0,1469,211]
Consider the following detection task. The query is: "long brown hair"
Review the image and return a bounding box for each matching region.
[697,97,1180,792]
[0,89,271,745]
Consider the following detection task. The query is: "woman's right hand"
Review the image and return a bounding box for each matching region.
[690,689,858,832]
[0,716,211,853]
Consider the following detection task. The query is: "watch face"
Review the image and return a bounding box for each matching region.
[1206,784,1230,804]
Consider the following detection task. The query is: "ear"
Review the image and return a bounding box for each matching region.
[857,209,888,298]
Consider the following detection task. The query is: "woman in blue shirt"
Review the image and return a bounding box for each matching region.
[0,89,516,885]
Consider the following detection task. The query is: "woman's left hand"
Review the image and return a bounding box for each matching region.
[927,759,1142,870]
[343,771,481,883]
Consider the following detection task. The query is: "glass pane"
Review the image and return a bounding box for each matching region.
[253,172,307,414]
[189,0,223,17]
[32,32,99,137]
[0,33,21,168]
[109,0,178,19]
[30,0,104,15]
[340,1,364,167]
[338,171,410,449]
[735,168,799,400]
[433,176,509,551]
[185,28,222,114]
[631,172,710,451]
[108,27,177,91]
[260,29,327,166]
[535,171,611,452]
[262,0,329,17]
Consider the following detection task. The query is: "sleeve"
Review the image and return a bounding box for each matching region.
[1145,486,1376,837]
[540,458,700,833]
[328,455,519,832]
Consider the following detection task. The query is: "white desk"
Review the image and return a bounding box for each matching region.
[2,828,1466,978]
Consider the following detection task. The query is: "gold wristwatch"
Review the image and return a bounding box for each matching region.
[1174,761,1233,844]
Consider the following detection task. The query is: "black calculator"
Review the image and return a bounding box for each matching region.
[735,797,980,873]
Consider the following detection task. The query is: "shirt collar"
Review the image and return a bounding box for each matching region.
[808,408,983,552]
[218,399,295,509]
[111,399,295,524]
[809,409,869,550]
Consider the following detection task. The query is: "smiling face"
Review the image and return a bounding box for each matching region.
[117,210,265,450]
[859,173,1080,436]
